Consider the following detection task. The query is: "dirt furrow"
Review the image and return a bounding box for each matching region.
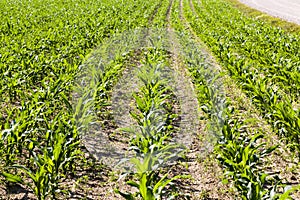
[164,0,236,198]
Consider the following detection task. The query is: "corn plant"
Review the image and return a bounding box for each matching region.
[116,152,189,200]
[1,107,81,200]
[216,119,279,199]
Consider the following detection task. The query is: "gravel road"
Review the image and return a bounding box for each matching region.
[239,0,300,25]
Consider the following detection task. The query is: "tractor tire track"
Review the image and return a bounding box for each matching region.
[164,0,234,198]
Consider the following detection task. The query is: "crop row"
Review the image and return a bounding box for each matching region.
[114,48,189,199]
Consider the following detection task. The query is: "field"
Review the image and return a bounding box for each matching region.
[0,0,299,199]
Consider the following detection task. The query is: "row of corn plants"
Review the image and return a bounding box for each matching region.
[115,48,189,199]
[0,0,167,198]
[168,0,298,198]
[182,0,300,158]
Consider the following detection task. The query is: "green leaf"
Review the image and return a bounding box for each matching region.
[2,172,23,183]
[126,180,139,188]
[115,189,135,200]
